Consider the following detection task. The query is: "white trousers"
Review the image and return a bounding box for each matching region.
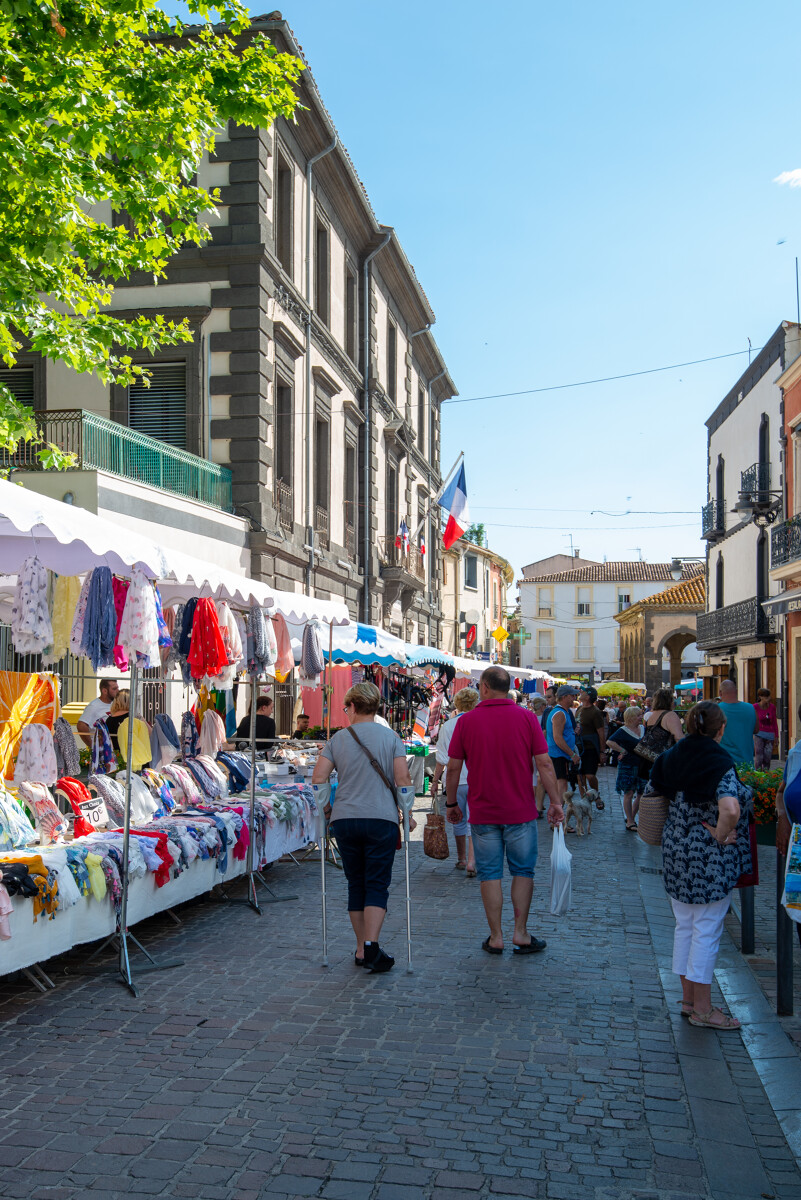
[670,895,731,985]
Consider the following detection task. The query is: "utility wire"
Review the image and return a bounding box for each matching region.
[442,348,760,406]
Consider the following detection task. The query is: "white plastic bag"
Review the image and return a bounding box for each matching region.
[549,824,572,916]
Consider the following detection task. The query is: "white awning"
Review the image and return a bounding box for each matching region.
[270,589,351,627]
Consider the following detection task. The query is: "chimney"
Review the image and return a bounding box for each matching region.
[574,548,580,558]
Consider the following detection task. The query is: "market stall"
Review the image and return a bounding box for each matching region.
[0,481,345,992]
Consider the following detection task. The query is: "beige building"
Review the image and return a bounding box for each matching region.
[2,15,455,641]
[615,572,706,694]
[441,540,514,661]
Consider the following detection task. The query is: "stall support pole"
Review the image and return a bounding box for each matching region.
[226,672,297,913]
[326,622,333,741]
[115,660,183,996]
[740,884,755,956]
[777,849,794,1015]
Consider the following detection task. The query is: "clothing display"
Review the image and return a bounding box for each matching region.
[53,717,80,778]
[56,777,110,838]
[272,613,295,680]
[91,719,117,775]
[43,574,82,665]
[116,717,152,771]
[300,618,325,684]
[112,577,130,670]
[0,672,57,782]
[149,714,181,770]
[10,555,53,655]
[188,599,228,680]
[15,782,68,845]
[0,783,38,849]
[80,567,118,672]
[199,709,226,757]
[13,723,58,786]
[118,567,161,667]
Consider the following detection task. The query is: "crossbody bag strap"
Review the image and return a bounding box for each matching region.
[346,725,399,807]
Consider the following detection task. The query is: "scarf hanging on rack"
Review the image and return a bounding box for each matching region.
[13,723,58,786]
[160,603,176,669]
[69,572,92,655]
[112,576,130,670]
[53,716,80,778]
[16,781,68,844]
[247,603,270,674]
[43,574,82,665]
[149,713,181,770]
[199,708,226,757]
[88,774,127,824]
[300,618,325,684]
[180,711,200,760]
[273,613,295,681]
[91,719,117,775]
[118,566,160,667]
[11,555,53,655]
[80,567,117,671]
[188,599,228,680]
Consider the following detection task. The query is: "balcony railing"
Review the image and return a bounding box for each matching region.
[2,409,232,512]
[771,515,801,568]
[274,478,293,531]
[696,597,774,650]
[315,505,329,550]
[701,499,726,539]
[740,461,772,505]
[379,537,425,582]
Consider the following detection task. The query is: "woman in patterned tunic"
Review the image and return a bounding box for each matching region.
[649,701,752,1031]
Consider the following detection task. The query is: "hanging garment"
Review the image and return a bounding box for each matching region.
[88,774,127,825]
[247,603,270,675]
[13,724,58,786]
[0,783,38,849]
[80,567,118,671]
[300,619,325,684]
[0,882,12,941]
[111,577,130,670]
[69,573,93,655]
[10,556,53,655]
[273,613,295,681]
[56,776,110,837]
[0,673,57,782]
[116,717,151,771]
[127,775,159,824]
[208,601,243,688]
[199,708,226,757]
[118,567,160,667]
[180,711,200,759]
[163,602,189,682]
[158,596,175,668]
[43,575,82,665]
[15,781,68,844]
[91,719,117,775]
[53,717,80,778]
[188,599,228,680]
[149,713,181,770]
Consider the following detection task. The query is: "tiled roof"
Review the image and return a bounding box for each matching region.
[634,575,706,609]
[524,562,704,584]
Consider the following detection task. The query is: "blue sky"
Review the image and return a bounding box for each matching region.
[169,1,801,573]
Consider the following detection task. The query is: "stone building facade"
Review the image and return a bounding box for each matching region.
[3,15,455,639]
[615,571,705,694]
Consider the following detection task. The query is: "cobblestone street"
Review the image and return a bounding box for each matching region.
[3,767,801,1200]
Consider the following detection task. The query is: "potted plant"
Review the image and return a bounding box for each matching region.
[736,763,783,845]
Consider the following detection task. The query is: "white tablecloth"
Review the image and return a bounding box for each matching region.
[1,818,312,977]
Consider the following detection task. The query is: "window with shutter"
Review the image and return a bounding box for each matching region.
[128,363,187,448]
[0,366,35,407]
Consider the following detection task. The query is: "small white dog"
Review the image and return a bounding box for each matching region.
[564,791,593,836]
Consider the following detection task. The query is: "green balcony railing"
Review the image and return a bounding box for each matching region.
[3,410,233,512]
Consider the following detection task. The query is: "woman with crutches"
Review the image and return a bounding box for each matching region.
[312,682,416,973]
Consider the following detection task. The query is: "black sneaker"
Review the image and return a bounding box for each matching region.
[363,943,395,973]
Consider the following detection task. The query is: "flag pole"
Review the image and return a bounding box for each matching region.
[411,451,464,542]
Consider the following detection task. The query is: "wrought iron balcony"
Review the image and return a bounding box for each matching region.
[771,515,801,568]
[2,409,232,511]
[274,478,293,531]
[696,597,775,650]
[378,536,425,582]
[701,499,726,540]
[739,462,772,506]
[315,505,330,550]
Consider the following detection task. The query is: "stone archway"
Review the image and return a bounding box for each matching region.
[658,627,697,688]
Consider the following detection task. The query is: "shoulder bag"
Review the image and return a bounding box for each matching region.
[634,711,674,764]
[345,725,403,850]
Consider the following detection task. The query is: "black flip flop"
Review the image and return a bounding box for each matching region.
[482,936,503,955]
[513,937,547,955]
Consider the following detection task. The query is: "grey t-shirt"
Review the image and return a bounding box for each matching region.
[321,722,407,824]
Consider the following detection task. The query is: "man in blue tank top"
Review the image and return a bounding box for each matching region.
[546,685,581,804]
[718,679,758,767]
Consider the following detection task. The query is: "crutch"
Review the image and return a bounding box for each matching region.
[397,784,416,973]
[312,783,331,967]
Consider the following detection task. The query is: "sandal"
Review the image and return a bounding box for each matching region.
[481,936,503,955]
[688,1007,741,1030]
[626,823,637,831]
[466,867,477,878]
[677,1000,693,1019]
[455,860,466,870]
[512,936,547,955]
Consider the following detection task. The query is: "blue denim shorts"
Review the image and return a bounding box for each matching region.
[470,820,538,882]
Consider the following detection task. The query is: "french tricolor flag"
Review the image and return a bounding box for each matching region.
[437,462,469,550]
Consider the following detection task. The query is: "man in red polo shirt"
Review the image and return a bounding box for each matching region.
[446,666,563,956]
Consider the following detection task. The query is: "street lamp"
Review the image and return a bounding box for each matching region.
[669,556,705,582]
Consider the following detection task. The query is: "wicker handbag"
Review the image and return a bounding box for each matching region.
[638,793,670,845]
[423,812,449,860]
